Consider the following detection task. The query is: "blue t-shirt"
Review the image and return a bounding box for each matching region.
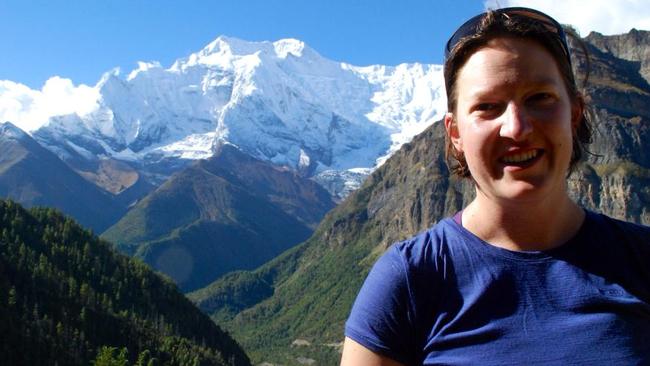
[345,210,650,365]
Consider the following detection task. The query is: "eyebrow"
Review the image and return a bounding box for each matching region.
[466,76,563,99]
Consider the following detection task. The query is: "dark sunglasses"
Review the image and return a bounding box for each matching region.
[444,7,571,66]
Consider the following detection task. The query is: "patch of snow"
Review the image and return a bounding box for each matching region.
[0,121,29,140]
[155,132,218,160]
[313,168,373,201]
[65,140,96,161]
[273,38,305,59]
[298,149,310,168]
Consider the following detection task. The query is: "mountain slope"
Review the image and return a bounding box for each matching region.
[102,144,335,292]
[0,199,251,365]
[189,30,650,365]
[0,122,125,232]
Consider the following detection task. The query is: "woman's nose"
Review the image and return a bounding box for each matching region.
[499,103,533,141]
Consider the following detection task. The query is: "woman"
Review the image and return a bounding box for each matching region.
[341,7,650,366]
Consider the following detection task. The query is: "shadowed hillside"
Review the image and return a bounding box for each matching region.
[0,122,126,232]
[103,144,335,292]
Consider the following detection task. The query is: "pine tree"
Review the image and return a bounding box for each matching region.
[92,346,128,366]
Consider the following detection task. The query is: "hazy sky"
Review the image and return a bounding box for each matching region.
[2,0,649,89]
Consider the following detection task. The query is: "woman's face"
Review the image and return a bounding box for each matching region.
[445,37,581,205]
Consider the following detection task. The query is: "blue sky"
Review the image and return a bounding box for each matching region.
[2,0,649,89]
[1,0,483,88]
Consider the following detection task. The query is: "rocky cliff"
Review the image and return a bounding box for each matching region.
[570,30,650,223]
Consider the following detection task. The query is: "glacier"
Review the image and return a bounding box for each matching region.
[1,36,447,197]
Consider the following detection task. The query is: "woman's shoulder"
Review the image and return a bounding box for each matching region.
[581,210,650,263]
[585,210,650,242]
[389,217,463,271]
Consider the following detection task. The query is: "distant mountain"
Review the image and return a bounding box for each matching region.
[0,122,125,232]
[188,30,650,365]
[102,144,335,292]
[0,199,251,365]
[18,36,445,198]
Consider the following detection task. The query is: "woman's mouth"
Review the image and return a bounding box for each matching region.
[499,149,543,166]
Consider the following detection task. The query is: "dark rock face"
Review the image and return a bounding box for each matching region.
[192,30,650,365]
[573,30,650,224]
[586,29,650,83]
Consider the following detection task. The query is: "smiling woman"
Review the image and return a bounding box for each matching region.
[341,6,650,366]
[448,37,581,238]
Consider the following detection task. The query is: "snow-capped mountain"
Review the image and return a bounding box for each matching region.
[3,36,446,197]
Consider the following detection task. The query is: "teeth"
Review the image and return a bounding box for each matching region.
[502,150,538,163]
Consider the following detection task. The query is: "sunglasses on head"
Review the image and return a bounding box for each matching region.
[444,7,571,66]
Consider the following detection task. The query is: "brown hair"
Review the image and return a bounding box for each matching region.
[444,10,592,178]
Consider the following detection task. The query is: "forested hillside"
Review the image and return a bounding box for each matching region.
[0,199,250,366]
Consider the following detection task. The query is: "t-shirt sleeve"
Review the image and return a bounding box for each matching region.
[344,244,416,365]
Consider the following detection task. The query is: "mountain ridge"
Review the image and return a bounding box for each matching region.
[0,121,126,232]
[103,144,336,292]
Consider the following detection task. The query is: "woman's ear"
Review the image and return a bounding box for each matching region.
[571,95,585,132]
[445,113,463,153]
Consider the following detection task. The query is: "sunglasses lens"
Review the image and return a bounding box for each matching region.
[444,7,570,65]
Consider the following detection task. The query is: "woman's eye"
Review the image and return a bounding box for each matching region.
[476,103,498,111]
[529,93,554,103]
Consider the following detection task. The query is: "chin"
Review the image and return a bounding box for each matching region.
[494,179,564,203]
[501,182,556,203]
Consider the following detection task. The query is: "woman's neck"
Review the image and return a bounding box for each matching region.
[462,189,585,252]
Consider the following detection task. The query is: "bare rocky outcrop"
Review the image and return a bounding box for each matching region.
[586,29,650,83]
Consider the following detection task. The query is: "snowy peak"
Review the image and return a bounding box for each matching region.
[202,36,308,60]
[13,36,446,197]
[0,121,29,140]
[203,36,263,56]
[127,61,163,81]
[173,36,317,72]
[272,38,306,59]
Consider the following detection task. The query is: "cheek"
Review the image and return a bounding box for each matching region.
[459,123,496,165]
[551,113,576,148]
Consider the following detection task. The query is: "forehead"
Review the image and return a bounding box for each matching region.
[456,37,564,96]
